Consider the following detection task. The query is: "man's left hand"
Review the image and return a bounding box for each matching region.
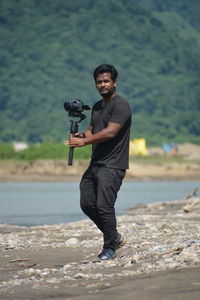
[69,135,86,147]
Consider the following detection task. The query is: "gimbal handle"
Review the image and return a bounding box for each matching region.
[68,120,79,166]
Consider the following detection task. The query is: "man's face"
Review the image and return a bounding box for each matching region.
[95,72,117,97]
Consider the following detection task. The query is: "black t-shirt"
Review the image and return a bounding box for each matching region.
[90,94,132,169]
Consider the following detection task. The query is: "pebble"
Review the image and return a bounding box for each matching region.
[180,249,198,263]
[74,273,90,279]
[65,238,80,247]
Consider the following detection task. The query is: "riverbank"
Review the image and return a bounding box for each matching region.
[0,159,200,182]
[0,192,200,299]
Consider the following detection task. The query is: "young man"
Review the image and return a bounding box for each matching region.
[69,64,132,260]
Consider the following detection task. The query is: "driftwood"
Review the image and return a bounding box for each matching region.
[9,258,30,263]
[185,188,199,199]
[182,188,200,213]
[183,197,200,213]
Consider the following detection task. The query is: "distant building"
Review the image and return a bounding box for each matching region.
[162,143,178,155]
[13,142,29,152]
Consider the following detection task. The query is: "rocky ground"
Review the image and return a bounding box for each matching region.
[0,190,200,300]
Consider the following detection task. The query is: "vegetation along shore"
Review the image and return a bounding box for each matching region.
[0,142,200,182]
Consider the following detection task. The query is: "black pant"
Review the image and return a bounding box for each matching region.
[80,164,125,249]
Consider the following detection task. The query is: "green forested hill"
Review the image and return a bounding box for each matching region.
[135,0,200,31]
[0,0,200,145]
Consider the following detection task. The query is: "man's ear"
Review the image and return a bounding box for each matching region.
[114,80,117,88]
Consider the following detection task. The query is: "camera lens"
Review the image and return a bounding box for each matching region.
[64,102,72,112]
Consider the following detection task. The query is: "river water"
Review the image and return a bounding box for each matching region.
[0,181,199,226]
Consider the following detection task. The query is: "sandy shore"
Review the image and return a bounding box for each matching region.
[0,160,200,182]
[1,142,200,182]
[1,192,200,300]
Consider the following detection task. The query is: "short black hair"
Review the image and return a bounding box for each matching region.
[93,64,118,81]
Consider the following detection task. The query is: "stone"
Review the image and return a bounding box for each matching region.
[74,273,90,279]
[65,238,80,247]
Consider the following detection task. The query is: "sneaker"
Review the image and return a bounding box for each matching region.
[98,248,116,260]
[113,233,124,249]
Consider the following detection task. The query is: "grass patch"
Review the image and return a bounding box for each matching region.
[0,143,92,161]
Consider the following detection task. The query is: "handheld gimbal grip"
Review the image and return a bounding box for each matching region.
[68,147,74,166]
[68,120,78,166]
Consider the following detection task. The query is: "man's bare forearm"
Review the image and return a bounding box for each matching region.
[84,128,115,145]
[69,123,123,147]
[84,128,93,138]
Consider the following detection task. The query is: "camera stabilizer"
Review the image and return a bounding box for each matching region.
[64,100,91,166]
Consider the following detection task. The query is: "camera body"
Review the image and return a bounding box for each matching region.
[64,99,90,118]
